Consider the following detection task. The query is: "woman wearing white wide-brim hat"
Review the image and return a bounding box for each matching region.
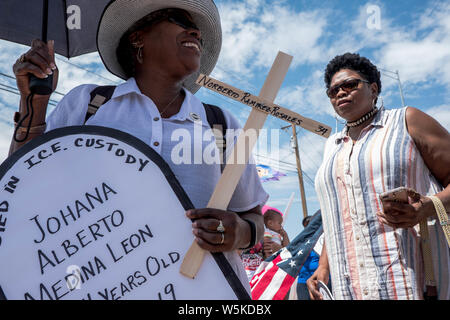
[10,0,267,294]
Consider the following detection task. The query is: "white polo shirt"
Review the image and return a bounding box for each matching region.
[46,77,269,292]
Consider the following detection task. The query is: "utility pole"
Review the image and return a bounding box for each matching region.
[282,124,308,218]
[395,70,406,107]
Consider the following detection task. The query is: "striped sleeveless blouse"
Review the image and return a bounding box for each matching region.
[315,106,450,300]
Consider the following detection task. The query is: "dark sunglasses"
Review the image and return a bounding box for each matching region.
[130,9,200,35]
[167,12,200,31]
[327,78,369,99]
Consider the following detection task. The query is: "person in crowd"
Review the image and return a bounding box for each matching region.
[262,205,290,258]
[240,237,264,282]
[240,205,289,282]
[307,52,450,300]
[9,0,267,292]
[296,215,321,300]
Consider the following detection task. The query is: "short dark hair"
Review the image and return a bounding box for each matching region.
[324,52,382,99]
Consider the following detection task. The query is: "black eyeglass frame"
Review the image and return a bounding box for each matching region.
[327,78,370,99]
[128,9,197,34]
[167,15,200,31]
[126,9,203,47]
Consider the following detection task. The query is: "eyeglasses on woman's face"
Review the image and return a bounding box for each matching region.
[166,11,200,31]
[327,78,369,99]
[131,9,200,35]
[145,9,200,31]
[144,9,203,45]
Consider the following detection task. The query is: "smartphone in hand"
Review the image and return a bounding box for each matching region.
[379,187,409,203]
[379,187,410,214]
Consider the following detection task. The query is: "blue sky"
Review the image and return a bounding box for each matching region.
[0,0,449,239]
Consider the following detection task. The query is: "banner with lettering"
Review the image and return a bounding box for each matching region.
[0,126,248,300]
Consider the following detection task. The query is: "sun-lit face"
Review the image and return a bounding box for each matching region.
[266,212,283,233]
[329,69,378,122]
[133,10,203,81]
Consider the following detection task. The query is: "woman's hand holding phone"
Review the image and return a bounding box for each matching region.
[377,187,435,228]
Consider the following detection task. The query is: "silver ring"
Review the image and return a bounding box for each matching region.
[216,220,225,233]
[220,232,225,245]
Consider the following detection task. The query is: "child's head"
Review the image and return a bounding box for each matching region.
[262,205,283,232]
[302,215,312,228]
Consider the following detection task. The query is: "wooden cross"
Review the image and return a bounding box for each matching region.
[180,51,331,278]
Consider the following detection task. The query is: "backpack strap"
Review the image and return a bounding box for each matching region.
[203,103,227,162]
[85,88,228,159]
[85,85,116,123]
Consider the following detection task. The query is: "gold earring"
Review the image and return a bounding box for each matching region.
[131,42,144,64]
[136,46,143,64]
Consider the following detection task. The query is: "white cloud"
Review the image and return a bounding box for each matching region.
[216,0,328,84]
[379,40,450,86]
[375,2,450,88]
[213,1,450,125]
[266,195,299,212]
[276,69,335,119]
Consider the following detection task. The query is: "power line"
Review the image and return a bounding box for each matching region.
[254,162,315,188]
[0,82,22,92]
[0,53,122,97]
[296,129,322,172]
[280,125,321,172]
[0,83,60,105]
[378,68,406,107]
[254,153,316,188]
[0,72,66,97]
[254,156,299,173]
[0,85,58,107]
[254,153,298,169]
[55,57,121,85]
[0,72,15,81]
[0,86,21,97]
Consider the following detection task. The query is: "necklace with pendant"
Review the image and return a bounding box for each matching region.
[159,91,181,117]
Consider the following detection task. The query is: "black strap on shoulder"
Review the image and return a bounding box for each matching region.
[86,89,227,159]
[203,103,227,162]
[203,103,227,133]
[85,85,116,123]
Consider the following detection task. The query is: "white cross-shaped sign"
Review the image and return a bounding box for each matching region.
[180,51,331,278]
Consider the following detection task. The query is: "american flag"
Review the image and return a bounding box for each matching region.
[250,211,323,300]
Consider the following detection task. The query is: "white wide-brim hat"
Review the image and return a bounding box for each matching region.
[97,0,222,94]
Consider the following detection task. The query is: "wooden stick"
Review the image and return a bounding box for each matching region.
[179,52,293,278]
[282,192,295,227]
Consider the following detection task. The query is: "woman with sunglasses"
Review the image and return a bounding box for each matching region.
[9,0,267,296]
[306,53,450,300]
